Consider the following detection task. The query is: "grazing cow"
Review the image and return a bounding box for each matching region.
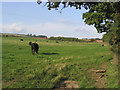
[20,39,24,41]
[29,41,39,55]
[56,41,59,43]
[102,44,104,47]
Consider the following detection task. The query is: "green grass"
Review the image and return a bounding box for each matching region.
[105,61,118,88]
[2,37,117,88]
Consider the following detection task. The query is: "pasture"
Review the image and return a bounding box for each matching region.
[2,37,118,88]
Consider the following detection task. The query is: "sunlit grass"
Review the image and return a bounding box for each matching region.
[2,37,117,88]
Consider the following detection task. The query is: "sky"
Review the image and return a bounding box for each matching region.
[1,2,104,39]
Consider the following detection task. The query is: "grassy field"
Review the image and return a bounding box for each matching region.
[2,37,118,88]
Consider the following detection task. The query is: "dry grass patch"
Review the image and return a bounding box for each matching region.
[54,80,79,89]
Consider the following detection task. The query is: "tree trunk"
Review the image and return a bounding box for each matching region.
[118,49,120,88]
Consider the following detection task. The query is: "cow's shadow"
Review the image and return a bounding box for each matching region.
[41,53,59,55]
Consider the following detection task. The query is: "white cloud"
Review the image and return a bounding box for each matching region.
[2,23,26,33]
[55,18,78,25]
[9,23,21,31]
[73,24,104,39]
[2,20,104,39]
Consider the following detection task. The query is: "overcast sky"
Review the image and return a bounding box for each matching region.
[1,2,104,39]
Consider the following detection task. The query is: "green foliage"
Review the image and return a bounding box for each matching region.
[27,34,32,36]
[26,34,47,38]
[105,62,118,88]
[102,32,113,43]
[37,35,47,38]
[33,34,36,37]
[103,13,120,53]
[109,16,120,52]
[49,36,82,42]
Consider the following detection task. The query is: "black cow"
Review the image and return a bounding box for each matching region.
[20,39,24,41]
[102,44,104,47]
[29,42,39,55]
[56,41,59,43]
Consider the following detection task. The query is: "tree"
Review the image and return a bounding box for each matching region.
[38,35,47,38]
[33,34,36,37]
[37,1,120,65]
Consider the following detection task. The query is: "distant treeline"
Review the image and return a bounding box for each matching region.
[1,33,47,39]
[49,37,84,42]
[1,34,24,37]
[49,37,102,42]
[1,33,102,42]
[26,34,47,38]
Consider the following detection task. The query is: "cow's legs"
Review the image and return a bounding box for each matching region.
[36,50,38,54]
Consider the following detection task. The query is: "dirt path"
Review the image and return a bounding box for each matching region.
[53,61,109,89]
[87,61,109,88]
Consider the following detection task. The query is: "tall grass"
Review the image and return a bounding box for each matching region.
[2,37,117,88]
